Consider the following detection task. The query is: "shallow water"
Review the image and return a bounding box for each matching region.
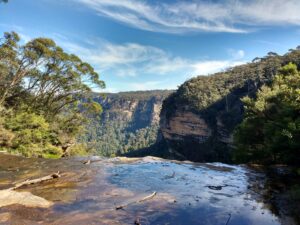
[0,154,293,225]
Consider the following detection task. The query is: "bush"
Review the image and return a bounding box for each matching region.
[233,63,300,165]
[68,143,90,156]
[1,111,63,158]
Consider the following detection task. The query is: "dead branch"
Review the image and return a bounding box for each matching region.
[82,159,102,164]
[10,172,61,190]
[115,191,157,210]
[225,213,231,225]
[83,160,91,165]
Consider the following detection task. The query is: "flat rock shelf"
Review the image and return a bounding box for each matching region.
[0,154,294,225]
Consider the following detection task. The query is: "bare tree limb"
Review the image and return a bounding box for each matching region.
[115,191,157,210]
[10,172,61,190]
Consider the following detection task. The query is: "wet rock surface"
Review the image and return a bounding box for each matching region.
[0,154,295,225]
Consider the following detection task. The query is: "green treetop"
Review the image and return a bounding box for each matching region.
[233,63,300,165]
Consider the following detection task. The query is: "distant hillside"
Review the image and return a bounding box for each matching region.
[79,90,173,156]
[156,48,300,162]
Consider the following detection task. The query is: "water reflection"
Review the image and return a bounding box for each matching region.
[0,154,292,224]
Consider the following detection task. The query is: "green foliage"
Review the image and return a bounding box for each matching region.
[165,49,300,121]
[0,31,105,158]
[0,32,105,118]
[67,143,90,157]
[78,91,171,157]
[161,47,300,162]
[173,55,283,114]
[81,115,159,157]
[99,90,172,101]
[1,110,63,157]
[234,63,300,165]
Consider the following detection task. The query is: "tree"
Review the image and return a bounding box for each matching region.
[0,32,105,117]
[233,63,300,165]
[0,31,105,158]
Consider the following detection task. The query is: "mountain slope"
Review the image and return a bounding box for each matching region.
[158,48,300,162]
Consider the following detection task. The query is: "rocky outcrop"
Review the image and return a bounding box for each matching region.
[94,90,172,130]
[158,47,300,162]
[161,111,211,142]
[158,82,256,162]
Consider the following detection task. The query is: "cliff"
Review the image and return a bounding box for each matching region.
[99,91,168,130]
[158,48,300,162]
[81,90,172,156]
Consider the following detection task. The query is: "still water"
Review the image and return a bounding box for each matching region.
[0,154,292,225]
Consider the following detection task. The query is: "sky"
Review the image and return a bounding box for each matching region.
[1,0,300,92]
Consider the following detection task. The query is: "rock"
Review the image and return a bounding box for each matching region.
[158,85,247,162]
[0,190,53,208]
[0,213,10,222]
[161,111,212,142]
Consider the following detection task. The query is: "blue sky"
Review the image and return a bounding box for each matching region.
[1,0,300,92]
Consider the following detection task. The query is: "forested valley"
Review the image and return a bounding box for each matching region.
[79,90,172,157]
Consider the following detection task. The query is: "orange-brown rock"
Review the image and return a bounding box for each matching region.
[161,111,211,142]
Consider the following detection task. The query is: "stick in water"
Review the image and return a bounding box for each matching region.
[225,213,231,225]
[10,172,61,190]
[116,191,157,210]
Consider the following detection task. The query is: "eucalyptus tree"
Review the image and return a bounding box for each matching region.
[0,31,105,118]
[0,31,105,157]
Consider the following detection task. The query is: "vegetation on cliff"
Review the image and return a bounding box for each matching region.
[160,47,300,163]
[0,32,105,158]
[234,63,300,165]
[168,49,300,116]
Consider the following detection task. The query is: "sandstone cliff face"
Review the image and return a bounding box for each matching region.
[96,92,169,130]
[131,49,300,162]
[159,84,253,162]
[160,111,211,142]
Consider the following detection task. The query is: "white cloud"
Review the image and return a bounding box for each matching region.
[51,36,246,91]
[18,33,32,43]
[191,60,244,76]
[73,0,300,33]
[0,29,246,91]
[228,49,245,59]
[57,38,192,77]
[56,37,246,78]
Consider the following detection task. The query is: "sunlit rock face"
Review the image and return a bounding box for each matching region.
[161,111,212,142]
[93,91,172,130]
[0,154,293,225]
